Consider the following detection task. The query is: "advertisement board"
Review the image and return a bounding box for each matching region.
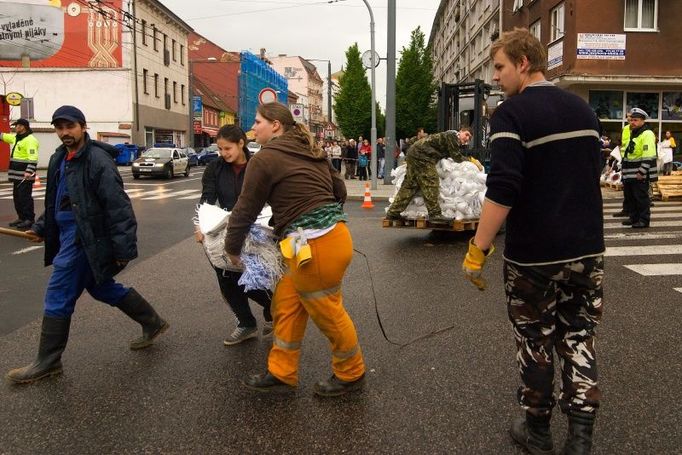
[577,33,626,60]
[547,40,563,71]
[0,0,123,68]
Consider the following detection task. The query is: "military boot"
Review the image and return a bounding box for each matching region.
[562,411,595,455]
[429,214,452,225]
[117,288,169,350]
[510,412,555,455]
[6,316,71,384]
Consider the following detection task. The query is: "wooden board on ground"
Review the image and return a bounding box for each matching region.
[382,217,479,232]
[657,175,682,201]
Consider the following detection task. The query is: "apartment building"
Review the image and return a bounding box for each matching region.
[429,0,501,85]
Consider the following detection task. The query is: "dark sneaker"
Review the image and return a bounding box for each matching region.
[8,219,21,227]
[14,220,33,229]
[611,211,628,217]
[261,321,273,337]
[223,326,258,346]
[621,219,633,226]
[632,221,649,228]
[243,371,295,393]
[313,373,365,397]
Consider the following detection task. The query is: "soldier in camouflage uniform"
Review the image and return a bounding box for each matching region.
[386,130,470,223]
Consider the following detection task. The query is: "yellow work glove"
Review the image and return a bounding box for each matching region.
[462,238,495,291]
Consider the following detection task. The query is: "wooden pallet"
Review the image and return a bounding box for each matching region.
[382,217,479,231]
[657,175,682,201]
[605,181,623,191]
[651,182,661,200]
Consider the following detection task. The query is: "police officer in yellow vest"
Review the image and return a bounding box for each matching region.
[2,118,40,229]
[621,108,657,228]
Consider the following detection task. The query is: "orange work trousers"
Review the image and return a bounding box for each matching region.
[268,222,365,385]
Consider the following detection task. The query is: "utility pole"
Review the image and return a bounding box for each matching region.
[327,60,332,124]
[385,0,396,184]
[361,0,378,190]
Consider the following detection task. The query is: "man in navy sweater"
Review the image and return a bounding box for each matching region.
[462,29,604,455]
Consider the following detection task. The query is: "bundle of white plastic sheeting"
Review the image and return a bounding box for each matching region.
[193,204,283,291]
[387,159,487,221]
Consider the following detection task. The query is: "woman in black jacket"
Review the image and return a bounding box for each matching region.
[195,125,272,345]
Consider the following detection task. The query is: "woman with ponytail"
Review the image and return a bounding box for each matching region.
[225,102,365,396]
[195,125,273,346]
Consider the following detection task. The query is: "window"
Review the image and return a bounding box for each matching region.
[180,45,185,65]
[173,81,177,103]
[20,98,34,120]
[172,39,176,61]
[625,0,657,31]
[154,73,159,98]
[589,91,625,120]
[163,34,168,53]
[141,20,147,46]
[530,20,541,41]
[181,84,186,105]
[152,25,158,51]
[550,3,565,42]
[513,0,523,12]
[662,92,682,120]
[143,69,149,94]
[626,92,659,120]
[164,77,169,96]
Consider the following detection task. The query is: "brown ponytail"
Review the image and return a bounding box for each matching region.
[256,102,323,157]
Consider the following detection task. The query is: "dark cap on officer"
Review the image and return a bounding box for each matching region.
[51,105,86,124]
[11,118,30,128]
[629,107,649,120]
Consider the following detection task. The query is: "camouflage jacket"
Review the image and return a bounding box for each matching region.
[406,131,464,164]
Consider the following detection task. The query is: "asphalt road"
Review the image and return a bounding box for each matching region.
[1,170,681,454]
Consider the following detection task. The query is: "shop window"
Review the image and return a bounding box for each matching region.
[550,3,565,42]
[590,91,624,120]
[662,92,682,121]
[625,0,658,31]
[626,92,659,119]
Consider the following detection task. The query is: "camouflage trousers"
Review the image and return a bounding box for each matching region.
[504,256,604,416]
[386,158,441,217]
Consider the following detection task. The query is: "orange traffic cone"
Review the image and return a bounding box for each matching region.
[361,182,374,209]
[33,174,42,189]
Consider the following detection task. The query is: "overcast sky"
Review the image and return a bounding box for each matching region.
[160,0,442,108]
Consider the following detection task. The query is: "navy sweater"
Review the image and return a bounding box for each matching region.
[486,83,605,265]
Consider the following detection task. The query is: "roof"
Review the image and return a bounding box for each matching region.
[192,78,234,113]
[150,0,194,33]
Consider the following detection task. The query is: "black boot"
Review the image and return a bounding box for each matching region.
[611,211,628,218]
[117,288,169,350]
[313,373,365,397]
[510,412,555,455]
[243,371,295,393]
[6,316,71,384]
[562,411,595,455]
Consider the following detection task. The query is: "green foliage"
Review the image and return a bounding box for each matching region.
[334,43,372,139]
[395,27,438,140]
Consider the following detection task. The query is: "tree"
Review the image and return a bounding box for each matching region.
[395,27,438,140]
[334,43,372,139]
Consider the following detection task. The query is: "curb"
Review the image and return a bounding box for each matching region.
[346,195,390,202]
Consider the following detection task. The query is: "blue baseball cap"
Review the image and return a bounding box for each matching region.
[51,105,86,124]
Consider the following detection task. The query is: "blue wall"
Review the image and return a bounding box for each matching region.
[239,51,288,130]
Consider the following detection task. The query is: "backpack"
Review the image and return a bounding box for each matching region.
[358,154,368,167]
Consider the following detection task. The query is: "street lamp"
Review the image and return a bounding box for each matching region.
[188,56,217,147]
[361,0,378,190]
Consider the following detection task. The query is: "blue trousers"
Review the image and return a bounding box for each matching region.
[44,246,130,318]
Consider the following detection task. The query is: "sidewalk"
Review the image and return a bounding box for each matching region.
[343,177,394,201]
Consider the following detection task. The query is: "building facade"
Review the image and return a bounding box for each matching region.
[429,0,501,85]
[503,0,682,142]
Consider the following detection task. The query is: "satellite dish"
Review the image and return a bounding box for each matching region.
[361,50,380,69]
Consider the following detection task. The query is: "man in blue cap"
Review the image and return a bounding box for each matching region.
[6,105,169,384]
[1,117,39,229]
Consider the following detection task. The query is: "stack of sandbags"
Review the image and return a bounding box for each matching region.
[388,159,487,220]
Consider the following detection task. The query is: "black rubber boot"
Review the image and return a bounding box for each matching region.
[243,371,295,393]
[562,411,595,455]
[117,288,169,350]
[6,316,71,384]
[313,373,365,397]
[510,412,555,455]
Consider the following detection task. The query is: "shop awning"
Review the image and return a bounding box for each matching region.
[202,126,219,137]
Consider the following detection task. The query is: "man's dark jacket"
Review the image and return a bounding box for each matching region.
[33,134,137,284]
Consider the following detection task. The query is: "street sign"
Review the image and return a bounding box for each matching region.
[5,92,23,106]
[258,87,277,104]
[192,96,203,121]
[290,103,304,122]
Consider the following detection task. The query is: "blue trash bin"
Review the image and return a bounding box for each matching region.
[114,144,138,166]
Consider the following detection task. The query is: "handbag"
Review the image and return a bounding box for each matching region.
[358,154,368,167]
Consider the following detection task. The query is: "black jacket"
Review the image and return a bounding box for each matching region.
[33,134,137,284]
[199,156,248,210]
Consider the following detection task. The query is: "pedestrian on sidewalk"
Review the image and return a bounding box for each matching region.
[344,139,357,179]
[330,140,343,172]
[195,125,273,346]
[225,102,365,397]
[357,139,371,181]
[659,130,676,176]
[461,29,604,454]
[1,118,39,229]
[376,137,386,179]
[621,108,657,228]
[6,105,168,385]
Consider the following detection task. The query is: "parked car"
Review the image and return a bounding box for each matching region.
[197,145,219,165]
[247,141,261,155]
[183,147,199,166]
[132,147,190,179]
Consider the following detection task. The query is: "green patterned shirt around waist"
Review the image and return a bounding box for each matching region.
[284,203,347,235]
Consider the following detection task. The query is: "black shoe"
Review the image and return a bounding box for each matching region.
[313,373,365,397]
[510,413,555,455]
[650,202,655,207]
[611,211,628,218]
[562,411,595,455]
[6,316,71,384]
[631,221,649,228]
[243,371,295,393]
[14,219,33,229]
[8,218,21,227]
[117,288,169,350]
[621,220,633,226]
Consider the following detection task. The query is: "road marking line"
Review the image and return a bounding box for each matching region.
[605,245,682,256]
[624,264,682,276]
[603,201,682,207]
[605,232,682,241]
[127,188,172,199]
[604,220,682,229]
[675,288,682,293]
[603,207,682,214]
[606,212,682,219]
[141,189,200,200]
[11,246,44,255]
[123,177,203,186]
